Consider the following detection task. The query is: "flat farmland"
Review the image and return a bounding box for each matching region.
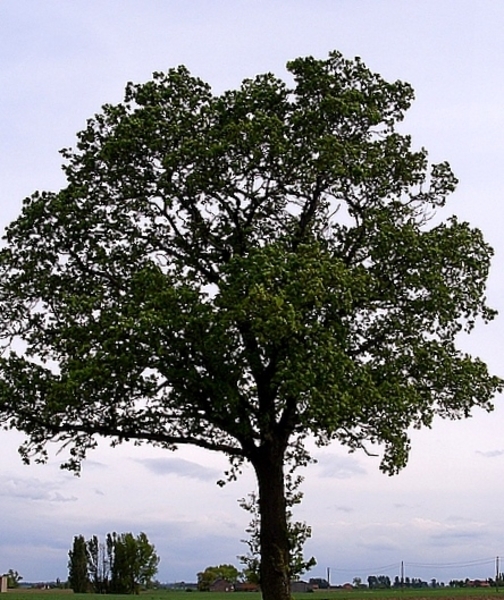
[3,587,504,600]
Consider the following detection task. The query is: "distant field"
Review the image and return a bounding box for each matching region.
[4,588,504,600]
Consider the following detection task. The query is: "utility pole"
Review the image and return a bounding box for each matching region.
[401,561,404,587]
[496,556,500,592]
[327,567,330,587]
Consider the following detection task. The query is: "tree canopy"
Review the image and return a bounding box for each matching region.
[0,50,501,600]
[68,532,158,594]
[197,564,240,591]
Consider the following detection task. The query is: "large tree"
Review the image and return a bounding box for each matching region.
[0,51,501,600]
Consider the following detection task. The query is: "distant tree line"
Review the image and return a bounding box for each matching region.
[355,575,434,589]
[449,577,504,588]
[68,532,159,594]
[393,576,431,588]
[367,575,391,589]
[359,575,502,590]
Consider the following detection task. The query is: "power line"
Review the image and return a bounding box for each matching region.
[328,562,399,574]
[326,556,502,577]
[406,558,495,570]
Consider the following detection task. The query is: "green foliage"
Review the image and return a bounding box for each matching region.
[0,49,501,600]
[368,575,391,589]
[68,535,90,593]
[5,569,23,589]
[197,564,240,591]
[108,532,160,594]
[68,532,158,594]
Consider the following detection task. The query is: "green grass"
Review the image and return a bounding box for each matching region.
[4,588,504,600]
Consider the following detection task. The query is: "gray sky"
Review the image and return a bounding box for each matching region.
[1,0,504,586]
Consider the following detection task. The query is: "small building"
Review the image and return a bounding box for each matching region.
[209,578,234,592]
[310,578,330,589]
[290,580,312,593]
[1,576,8,594]
[467,579,491,588]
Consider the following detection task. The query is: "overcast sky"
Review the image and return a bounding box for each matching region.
[2,0,504,586]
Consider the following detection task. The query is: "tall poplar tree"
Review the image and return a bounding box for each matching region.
[68,535,89,593]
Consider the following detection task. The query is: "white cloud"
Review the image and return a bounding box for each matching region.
[332,505,354,513]
[315,453,367,479]
[357,538,401,553]
[476,449,504,458]
[0,475,77,503]
[136,457,221,481]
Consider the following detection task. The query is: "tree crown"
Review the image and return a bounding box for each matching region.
[0,50,500,475]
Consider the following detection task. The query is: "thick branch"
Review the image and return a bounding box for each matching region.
[21,414,246,459]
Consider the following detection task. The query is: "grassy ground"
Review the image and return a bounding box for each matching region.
[4,588,504,600]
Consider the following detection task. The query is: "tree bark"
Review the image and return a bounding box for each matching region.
[253,445,292,600]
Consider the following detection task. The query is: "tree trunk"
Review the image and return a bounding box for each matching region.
[253,446,292,600]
